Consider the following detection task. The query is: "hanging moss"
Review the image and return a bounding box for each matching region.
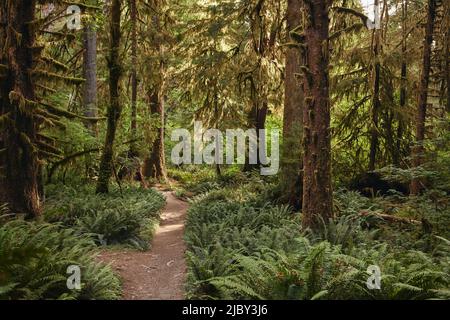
[32,69,85,85]
[36,140,62,156]
[9,91,38,115]
[36,84,57,93]
[19,132,36,153]
[39,101,103,122]
[34,113,66,130]
[40,56,69,72]
[0,112,12,130]
[38,149,63,160]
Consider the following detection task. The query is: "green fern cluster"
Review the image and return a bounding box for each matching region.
[185,187,450,300]
[185,195,305,298]
[197,238,450,300]
[44,184,165,249]
[0,220,121,300]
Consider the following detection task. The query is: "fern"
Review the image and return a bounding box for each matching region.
[0,220,121,300]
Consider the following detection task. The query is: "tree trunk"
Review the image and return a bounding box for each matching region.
[243,99,268,172]
[410,0,436,195]
[301,0,333,228]
[96,0,122,194]
[129,0,138,157]
[0,0,41,218]
[445,0,450,113]
[395,0,408,167]
[281,0,303,210]
[82,23,98,134]
[143,87,167,182]
[369,1,381,172]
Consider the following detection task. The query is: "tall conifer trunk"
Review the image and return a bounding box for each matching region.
[410,0,436,195]
[301,0,333,228]
[0,0,41,218]
[96,0,122,193]
[143,86,167,182]
[129,0,138,157]
[83,23,98,134]
[281,0,303,209]
[368,0,381,172]
[395,0,408,166]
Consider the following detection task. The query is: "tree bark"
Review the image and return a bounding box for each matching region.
[129,0,138,157]
[445,0,450,113]
[281,0,303,210]
[0,0,41,218]
[410,0,436,195]
[368,0,381,172]
[143,86,167,182]
[142,2,167,183]
[395,0,408,167]
[96,0,122,194]
[243,99,268,172]
[301,0,333,228]
[83,23,98,134]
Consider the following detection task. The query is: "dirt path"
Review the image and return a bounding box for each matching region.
[98,190,188,300]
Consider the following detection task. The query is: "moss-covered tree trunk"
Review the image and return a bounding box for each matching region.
[301,0,333,228]
[83,23,98,134]
[395,0,408,167]
[445,0,450,113]
[243,99,268,172]
[96,0,122,194]
[410,0,436,195]
[143,86,167,182]
[368,1,381,172]
[129,0,138,157]
[0,0,41,218]
[281,0,303,210]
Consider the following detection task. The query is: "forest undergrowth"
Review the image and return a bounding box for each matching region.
[177,166,450,300]
[0,183,165,299]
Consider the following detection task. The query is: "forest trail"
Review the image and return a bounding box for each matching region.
[98,190,188,300]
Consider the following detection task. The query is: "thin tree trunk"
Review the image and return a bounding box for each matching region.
[445,0,450,113]
[301,0,333,228]
[0,0,41,218]
[129,0,138,157]
[395,0,408,166]
[369,0,381,172]
[410,0,437,195]
[243,1,274,173]
[281,0,303,209]
[214,87,221,177]
[96,0,122,194]
[83,23,98,134]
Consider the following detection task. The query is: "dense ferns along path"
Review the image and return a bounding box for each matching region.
[99,191,188,299]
